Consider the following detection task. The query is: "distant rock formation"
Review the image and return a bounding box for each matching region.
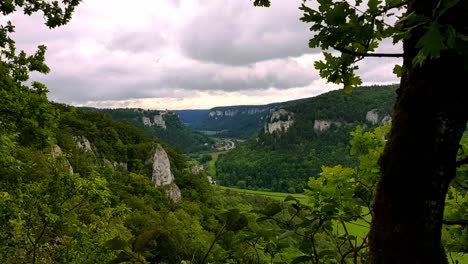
[208,107,273,118]
[74,136,93,152]
[381,115,392,125]
[207,176,216,185]
[314,120,341,132]
[366,109,379,124]
[366,109,392,125]
[153,114,166,129]
[113,161,128,170]
[51,145,74,174]
[265,109,294,134]
[150,145,181,202]
[190,164,203,174]
[142,111,168,129]
[142,117,152,126]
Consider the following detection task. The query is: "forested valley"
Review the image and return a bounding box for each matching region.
[2,77,468,263]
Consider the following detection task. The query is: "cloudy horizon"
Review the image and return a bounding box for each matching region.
[12,0,401,110]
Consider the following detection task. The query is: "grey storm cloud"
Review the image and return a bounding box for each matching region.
[157,58,317,91]
[40,56,318,104]
[179,0,317,65]
[10,0,400,107]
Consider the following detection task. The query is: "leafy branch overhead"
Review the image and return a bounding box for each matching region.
[255,0,468,91]
[0,0,81,85]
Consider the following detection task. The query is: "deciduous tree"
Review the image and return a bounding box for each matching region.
[255,0,468,262]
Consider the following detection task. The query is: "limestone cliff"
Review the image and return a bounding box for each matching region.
[73,136,93,152]
[141,111,168,129]
[150,145,181,202]
[366,109,392,125]
[314,120,342,132]
[381,115,392,125]
[51,145,74,174]
[366,109,379,124]
[208,107,271,118]
[265,109,294,134]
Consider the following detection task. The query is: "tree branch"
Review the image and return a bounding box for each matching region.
[374,1,408,18]
[332,46,403,57]
[443,219,468,227]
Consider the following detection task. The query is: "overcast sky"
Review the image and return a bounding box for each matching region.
[11,0,401,110]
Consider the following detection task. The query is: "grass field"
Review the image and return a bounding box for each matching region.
[217,185,468,264]
[207,159,216,177]
[218,185,310,204]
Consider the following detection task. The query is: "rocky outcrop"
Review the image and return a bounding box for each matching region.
[366,109,379,124]
[51,145,74,174]
[142,112,167,129]
[113,161,128,170]
[381,115,392,125]
[153,114,166,129]
[366,110,392,125]
[190,164,203,174]
[142,117,152,126]
[150,145,181,202]
[265,109,294,134]
[208,107,273,118]
[74,136,93,152]
[313,120,341,132]
[207,176,216,185]
[209,110,223,117]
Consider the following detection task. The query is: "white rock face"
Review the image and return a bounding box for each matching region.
[51,144,63,159]
[366,109,379,124]
[209,107,271,117]
[142,117,152,126]
[190,164,203,174]
[209,110,223,117]
[381,115,392,125]
[163,184,182,202]
[51,145,74,174]
[113,161,128,170]
[313,120,342,132]
[74,136,93,152]
[266,121,294,133]
[247,108,268,115]
[153,114,166,129]
[265,109,294,134]
[142,112,167,129]
[151,145,181,202]
[207,176,216,185]
[224,109,238,116]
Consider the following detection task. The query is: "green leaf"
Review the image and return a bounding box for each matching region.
[318,249,336,258]
[291,255,312,264]
[414,22,446,66]
[392,64,402,77]
[256,216,270,222]
[263,202,282,217]
[105,237,128,250]
[368,0,379,13]
[279,230,295,240]
[253,0,271,7]
[326,2,347,25]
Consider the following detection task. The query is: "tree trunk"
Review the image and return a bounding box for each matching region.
[369,1,468,263]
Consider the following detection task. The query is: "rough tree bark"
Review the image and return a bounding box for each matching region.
[369,1,468,263]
